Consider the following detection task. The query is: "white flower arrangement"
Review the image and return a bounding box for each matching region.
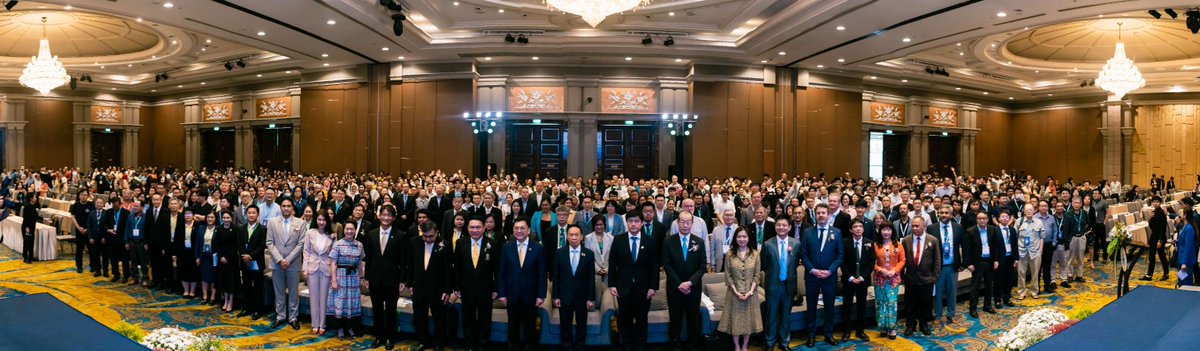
[141,326,200,351]
[996,308,1069,350]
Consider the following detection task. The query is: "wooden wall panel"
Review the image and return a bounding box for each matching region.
[430,79,476,173]
[300,84,367,173]
[726,82,750,177]
[688,81,728,177]
[138,106,154,165]
[381,79,476,176]
[25,99,74,168]
[1011,107,1103,182]
[1132,105,1199,189]
[975,109,1011,176]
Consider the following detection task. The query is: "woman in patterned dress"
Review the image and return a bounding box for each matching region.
[873,224,905,339]
[328,220,365,339]
[718,227,761,351]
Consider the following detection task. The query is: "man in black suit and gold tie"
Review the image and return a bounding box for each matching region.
[551,225,595,351]
[454,217,499,351]
[902,216,941,337]
[662,212,706,349]
[363,205,404,350]
[405,221,453,351]
[841,221,875,342]
[609,213,659,351]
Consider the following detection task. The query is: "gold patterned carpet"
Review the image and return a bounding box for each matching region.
[0,246,1177,350]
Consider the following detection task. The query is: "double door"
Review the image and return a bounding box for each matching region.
[201,129,236,170]
[254,126,293,171]
[598,123,657,180]
[507,122,565,180]
[91,130,122,169]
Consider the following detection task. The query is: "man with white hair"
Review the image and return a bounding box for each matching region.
[671,198,710,267]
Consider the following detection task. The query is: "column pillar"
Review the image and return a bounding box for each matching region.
[123,129,138,167]
[1102,101,1123,183]
[234,126,247,169]
[860,127,871,178]
[960,132,977,176]
[1120,103,1134,184]
[291,122,301,172]
[581,117,598,177]
[566,117,584,177]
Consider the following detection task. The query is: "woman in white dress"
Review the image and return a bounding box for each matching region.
[303,211,335,335]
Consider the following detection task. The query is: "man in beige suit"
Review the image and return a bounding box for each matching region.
[266,198,305,330]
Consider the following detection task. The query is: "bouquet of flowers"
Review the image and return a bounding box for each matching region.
[996,308,1069,350]
[141,326,200,351]
[1106,221,1127,258]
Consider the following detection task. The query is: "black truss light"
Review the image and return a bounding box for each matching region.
[505,33,515,43]
[4,1,17,11]
[224,61,233,70]
[641,35,652,45]
[1188,10,1200,34]
[236,59,246,68]
[663,35,674,47]
[516,34,528,44]
[1166,8,1178,19]
[1149,10,1161,19]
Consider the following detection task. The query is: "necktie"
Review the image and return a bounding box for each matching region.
[571,249,578,274]
[631,236,639,262]
[681,236,688,260]
[424,244,431,269]
[472,240,480,268]
[518,242,526,267]
[380,230,388,254]
[778,239,787,281]
[856,240,862,259]
[943,224,951,262]
[725,226,732,246]
[819,228,827,251]
[584,212,591,224]
[757,224,763,245]
[914,236,922,266]
[559,227,567,248]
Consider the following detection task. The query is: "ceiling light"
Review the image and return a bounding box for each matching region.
[256,74,262,77]
[326,19,336,25]
[397,56,405,60]
[1096,37,1145,99]
[625,57,632,61]
[546,0,642,27]
[996,11,1006,17]
[1009,97,1014,100]
[256,31,265,36]
[959,52,964,56]
[177,85,182,88]
[205,39,211,44]
[127,64,132,67]
[816,64,824,68]
[201,47,206,51]
[321,53,328,57]
[956,42,961,46]
[669,11,675,16]
[136,17,143,22]
[835,25,845,31]
[285,70,292,74]
[151,89,156,92]
[200,82,206,85]
[531,56,539,60]
[955,87,961,90]
[869,76,877,79]
[110,87,116,91]
[382,47,390,51]
[1047,93,1053,96]
[392,13,406,36]
[63,5,70,10]
[675,58,682,62]
[453,1,459,5]
[498,8,504,13]
[761,60,768,63]
[323,63,330,66]
[837,58,845,62]
[778,51,786,56]
[162,2,174,8]
[982,91,988,95]
[901,79,908,82]
[902,37,911,42]
[484,57,492,61]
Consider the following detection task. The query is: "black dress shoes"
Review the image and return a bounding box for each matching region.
[984,307,998,314]
[841,331,851,342]
[825,336,838,346]
[250,313,261,321]
[903,326,916,337]
[371,339,385,349]
[920,324,932,336]
[1139,275,1152,281]
[289,320,300,330]
[1060,282,1072,289]
[1004,300,1016,307]
[806,334,816,348]
[385,340,395,350]
[269,320,284,329]
[969,310,980,318]
[995,301,1004,309]
[856,331,870,341]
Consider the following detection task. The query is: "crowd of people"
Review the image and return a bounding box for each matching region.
[4,166,1199,351]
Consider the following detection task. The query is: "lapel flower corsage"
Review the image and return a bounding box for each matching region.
[434,241,444,253]
[581,252,587,257]
[786,245,793,252]
[688,244,698,253]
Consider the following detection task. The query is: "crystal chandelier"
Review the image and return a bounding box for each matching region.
[1095,24,1144,100]
[545,0,651,28]
[19,17,71,95]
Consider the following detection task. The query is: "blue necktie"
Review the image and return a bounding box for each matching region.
[681,236,688,260]
[631,236,639,262]
[778,240,787,281]
[570,249,578,275]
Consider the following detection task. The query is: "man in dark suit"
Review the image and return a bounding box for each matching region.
[406,221,453,351]
[87,196,109,277]
[746,206,775,250]
[902,216,941,336]
[103,196,132,283]
[426,189,449,228]
[801,204,844,347]
[498,216,546,350]
[827,194,853,237]
[574,197,599,229]
[396,188,417,231]
[761,216,802,351]
[441,197,467,235]
[543,206,573,267]
[840,221,874,342]
[473,193,504,231]
[927,204,963,324]
[661,212,706,349]
[609,213,659,351]
[964,211,1001,318]
[363,205,404,350]
[144,194,169,288]
[238,205,268,319]
[994,210,1020,307]
[348,204,378,243]
[454,217,499,351]
[640,202,668,250]
[551,225,596,351]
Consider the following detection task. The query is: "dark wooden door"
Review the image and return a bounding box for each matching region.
[599,123,657,180]
[883,133,908,177]
[928,133,960,176]
[507,122,565,180]
[90,130,122,169]
[201,129,236,170]
[254,126,292,171]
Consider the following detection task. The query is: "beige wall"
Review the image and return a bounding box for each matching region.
[1132,104,1199,189]
[1010,107,1104,182]
[975,109,1012,176]
[383,79,476,175]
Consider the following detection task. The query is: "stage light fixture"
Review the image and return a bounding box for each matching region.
[1166,8,1178,19]
[505,33,515,43]
[925,67,934,74]
[4,1,17,11]
[1149,10,1161,19]
[663,36,674,47]
[641,35,652,45]
[161,73,168,80]
[236,59,246,68]
[516,34,528,44]
[1188,10,1200,34]
[69,76,77,90]
[224,62,233,70]
[155,74,161,82]
[391,13,406,36]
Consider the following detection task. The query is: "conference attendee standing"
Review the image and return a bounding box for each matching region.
[197,214,220,304]
[584,219,613,284]
[760,216,801,351]
[363,205,403,350]
[1063,197,1091,283]
[238,205,268,319]
[1034,202,1058,293]
[88,197,107,277]
[993,211,1019,307]
[266,198,305,330]
[104,197,132,283]
[498,217,546,351]
[551,225,596,351]
[872,225,904,340]
[662,212,706,349]
[328,221,365,339]
[840,221,874,342]
[964,212,1000,318]
[1016,205,1045,299]
[303,212,335,335]
[1176,207,1197,286]
[928,205,963,324]
[145,194,169,288]
[454,217,499,351]
[176,209,201,298]
[1142,197,1170,281]
[215,211,241,313]
[710,209,738,272]
[801,205,843,347]
[718,227,761,351]
[71,190,94,273]
[608,213,658,351]
[123,202,149,284]
[902,216,940,337]
[405,221,452,350]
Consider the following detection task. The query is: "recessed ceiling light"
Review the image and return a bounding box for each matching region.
[836,25,845,31]
[959,52,964,56]
[64,5,72,10]
[1048,93,1053,96]
[669,11,675,16]
[761,60,768,63]
[816,64,824,68]
[205,39,212,44]
[778,51,786,55]
[982,91,988,95]
[675,58,682,62]
[321,53,328,57]
[902,37,911,42]
[397,56,405,60]
[327,19,336,25]
[498,9,504,13]
[1009,97,1014,100]
[1024,27,1029,30]
[955,87,961,90]
[100,66,105,69]
[532,56,539,60]
[956,42,961,46]
[996,11,1007,17]
[152,55,156,58]
[837,58,845,62]
[453,1,459,5]
[991,43,997,47]
[323,63,330,66]
[171,40,177,45]
[136,17,143,22]
[285,70,292,74]
[901,79,908,82]
[177,85,183,88]
[256,74,262,77]
[200,82,206,85]
[257,31,266,36]
[869,76,877,79]
[201,47,206,51]
[151,89,156,92]
[110,87,116,91]
[382,47,390,51]
[127,64,133,67]
[162,2,174,8]
[625,57,632,61]
[1098,14,1104,17]
[484,57,492,60]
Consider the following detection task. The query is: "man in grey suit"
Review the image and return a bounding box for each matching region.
[265,197,305,330]
[761,217,803,351]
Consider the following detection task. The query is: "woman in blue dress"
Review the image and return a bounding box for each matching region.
[196,213,218,305]
[1176,206,1197,286]
[328,220,365,339]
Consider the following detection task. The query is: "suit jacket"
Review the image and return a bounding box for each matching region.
[761,236,803,297]
[426,196,449,225]
[551,246,597,306]
[995,224,1019,260]
[498,239,547,305]
[86,207,105,241]
[102,208,131,244]
[441,208,466,235]
[145,205,168,248]
[745,220,776,250]
[927,221,965,270]
[331,200,353,223]
[349,218,379,243]
[661,233,706,297]
[454,236,500,304]
[642,219,668,250]
[830,211,853,238]
[363,227,405,287]
[473,206,504,233]
[607,232,661,298]
[265,216,306,271]
[901,233,942,286]
[238,222,268,271]
[395,194,417,228]
[800,226,844,282]
[964,225,1003,267]
[841,237,876,282]
[405,238,453,299]
[574,209,599,230]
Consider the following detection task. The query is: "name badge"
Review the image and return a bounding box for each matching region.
[132,229,140,238]
[212,253,219,267]
[184,239,192,249]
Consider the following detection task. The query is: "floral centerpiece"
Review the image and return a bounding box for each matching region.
[996,308,1069,350]
[141,326,200,351]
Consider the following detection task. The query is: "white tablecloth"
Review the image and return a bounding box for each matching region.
[38,208,76,234]
[1,215,58,260]
[46,199,72,212]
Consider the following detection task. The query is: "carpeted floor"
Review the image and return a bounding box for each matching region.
[0,246,1177,350]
